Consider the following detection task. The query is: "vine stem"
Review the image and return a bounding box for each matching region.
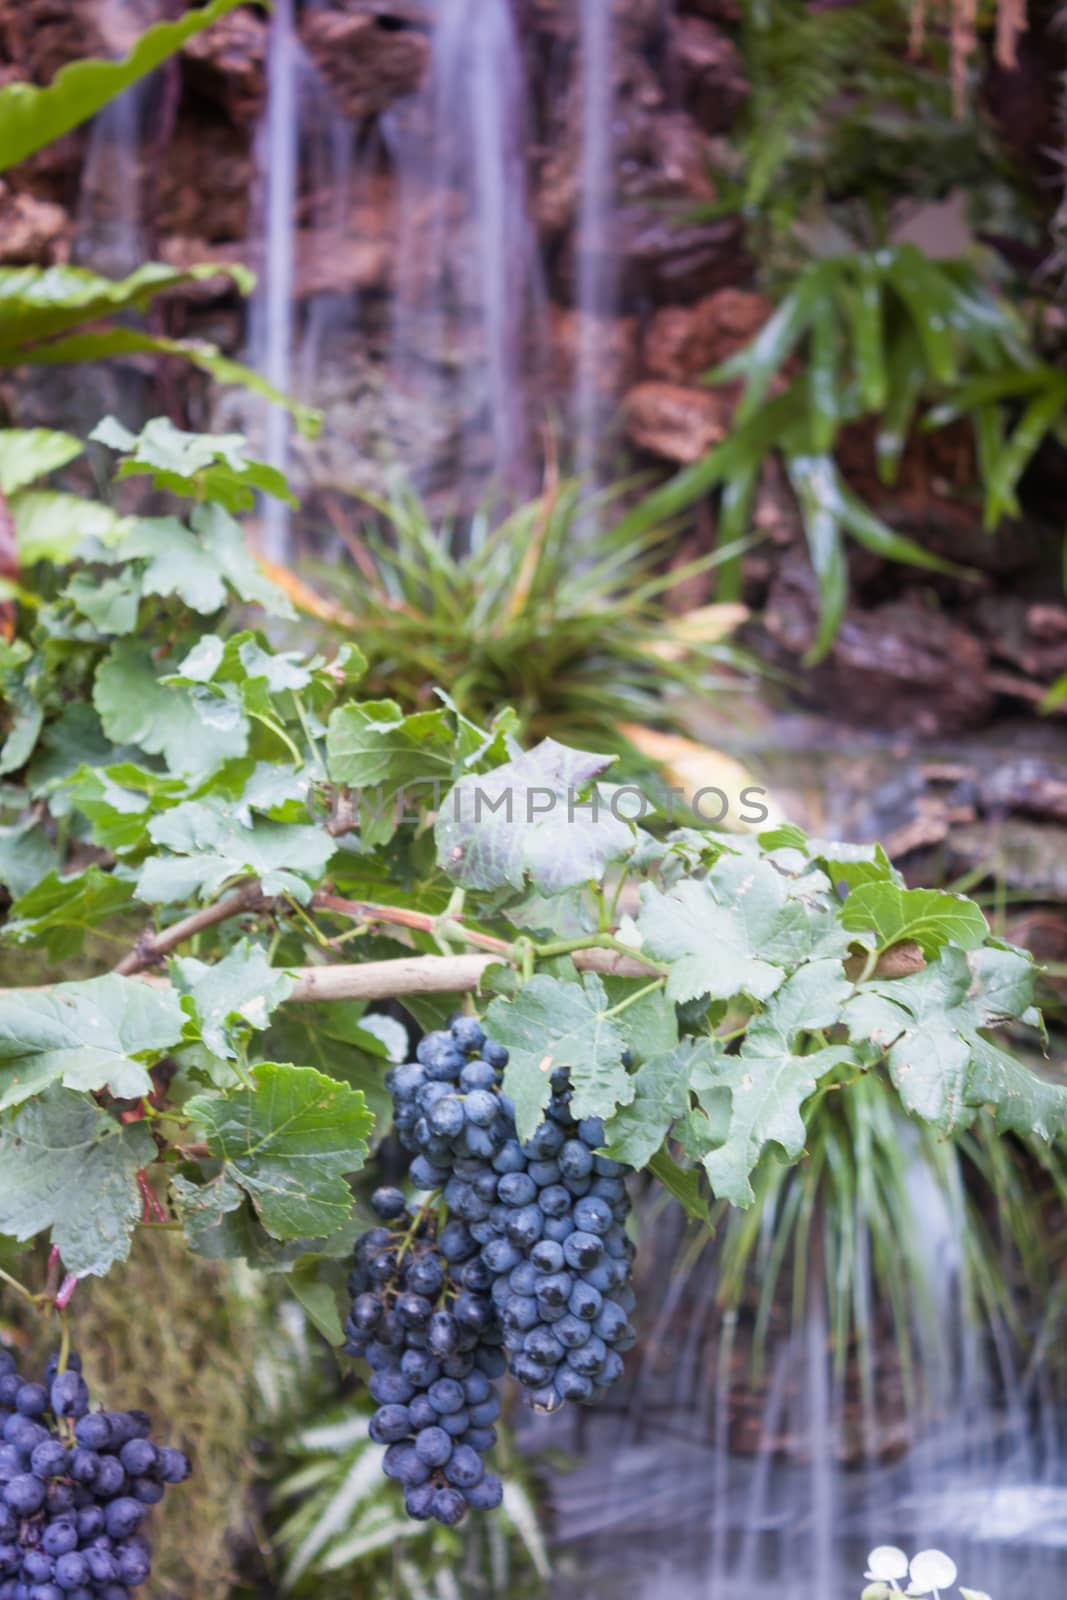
[0,1264,38,1307]
[601,977,667,1019]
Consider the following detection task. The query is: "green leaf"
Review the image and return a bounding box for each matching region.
[876,322,926,485]
[843,258,887,411]
[91,416,296,510]
[785,452,848,663]
[138,797,333,905]
[983,380,1067,529]
[105,503,292,617]
[710,262,836,423]
[94,641,249,779]
[807,296,840,454]
[745,958,853,1050]
[2,866,134,959]
[285,1263,346,1347]
[647,1147,710,1224]
[0,262,254,350]
[0,974,186,1112]
[840,882,988,958]
[845,945,1060,1135]
[435,737,634,895]
[810,838,900,890]
[885,244,958,384]
[637,854,808,1006]
[64,570,142,634]
[174,942,295,1058]
[326,700,456,819]
[13,490,125,567]
[602,1041,699,1168]
[185,1063,373,1240]
[0,1090,155,1276]
[0,429,82,494]
[0,0,257,172]
[61,763,186,855]
[0,814,58,900]
[485,974,633,1143]
[697,1043,856,1205]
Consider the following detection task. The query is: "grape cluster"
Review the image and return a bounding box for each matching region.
[0,1350,190,1598]
[343,1187,506,1524]
[480,1081,636,1414]
[348,1015,637,1521]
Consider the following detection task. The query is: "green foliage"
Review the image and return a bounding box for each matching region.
[628,245,1066,657]
[0,419,1061,1345]
[270,1403,549,1597]
[0,0,260,173]
[0,267,317,431]
[716,0,1022,251]
[315,479,757,757]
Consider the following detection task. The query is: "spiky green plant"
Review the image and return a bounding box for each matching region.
[709,1073,1067,1410]
[313,477,759,760]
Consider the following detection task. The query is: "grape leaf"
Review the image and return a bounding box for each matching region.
[2,866,135,959]
[695,1044,856,1205]
[0,1090,155,1275]
[0,814,58,900]
[173,941,294,1058]
[845,944,1062,1135]
[810,839,901,890]
[185,1063,373,1239]
[61,763,187,855]
[745,958,853,1050]
[94,642,249,779]
[326,700,456,803]
[602,1040,705,1168]
[285,1261,346,1347]
[91,417,294,513]
[0,429,83,494]
[840,882,988,958]
[170,1170,246,1256]
[485,974,633,1142]
[137,797,333,905]
[0,975,185,1112]
[14,491,126,567]
[600,977,679,1063]
[436,737,634,894]
[647,1148,711,1225]
[637,854,810,1005]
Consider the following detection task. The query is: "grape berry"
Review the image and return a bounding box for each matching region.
[0,1350,190,1597]
[347,1015,636,1522]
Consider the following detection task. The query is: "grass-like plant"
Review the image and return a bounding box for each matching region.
[311,478,759,758]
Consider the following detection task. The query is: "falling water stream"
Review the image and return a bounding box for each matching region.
[574,0,617,494]
[249,0,299,561]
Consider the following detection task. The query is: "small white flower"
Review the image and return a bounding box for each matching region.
[866,1548,910,1582]
[908,1550,959,1594]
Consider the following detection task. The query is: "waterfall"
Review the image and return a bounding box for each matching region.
[74,80,150,279]
[534,1162,1067,1597]
[249,0,299,562]
[383,0,539,502]
[574,0,616,492]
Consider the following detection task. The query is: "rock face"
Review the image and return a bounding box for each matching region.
[0,0,754,479]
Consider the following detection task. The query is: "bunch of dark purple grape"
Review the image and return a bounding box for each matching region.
[343,1187,506,1524]
[0,1349,190,1597]
[346,1015,637,1522]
